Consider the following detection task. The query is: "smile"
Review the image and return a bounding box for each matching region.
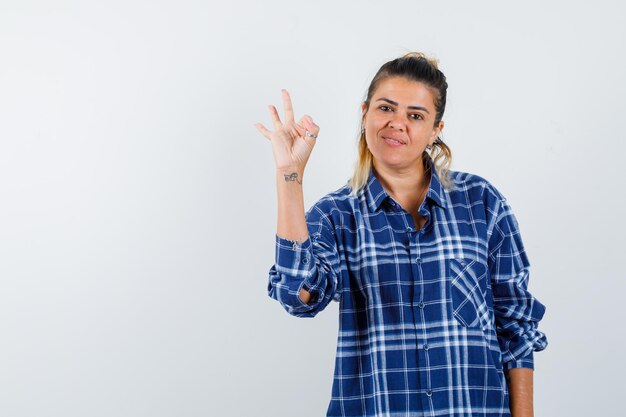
[383,137,405,146]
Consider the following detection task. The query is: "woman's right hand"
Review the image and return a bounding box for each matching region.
[255,89,320,171]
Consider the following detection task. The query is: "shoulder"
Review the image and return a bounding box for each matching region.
[447,169,507,210]
[305,181,355,225]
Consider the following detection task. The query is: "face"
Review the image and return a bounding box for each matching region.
[362,76,444,172]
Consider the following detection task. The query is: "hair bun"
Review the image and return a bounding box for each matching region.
[401,51,440,69]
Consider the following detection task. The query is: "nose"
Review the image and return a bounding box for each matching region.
[388,112,406,131]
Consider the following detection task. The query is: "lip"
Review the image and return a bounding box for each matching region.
[383,136,406,146]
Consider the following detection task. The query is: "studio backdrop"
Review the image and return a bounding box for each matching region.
[0,1,624,416]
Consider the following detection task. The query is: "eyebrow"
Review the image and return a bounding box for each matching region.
[376,98,430,114]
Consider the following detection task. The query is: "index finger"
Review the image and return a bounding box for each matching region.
[281,89,295,124]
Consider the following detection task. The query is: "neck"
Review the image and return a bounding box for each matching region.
[373,156,430,201]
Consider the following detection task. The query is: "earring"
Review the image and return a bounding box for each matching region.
[427,137,441,151]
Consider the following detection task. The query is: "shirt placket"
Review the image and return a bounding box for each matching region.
[407,204,437,415]
[386,199,426,412]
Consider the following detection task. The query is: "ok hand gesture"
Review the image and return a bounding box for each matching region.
[255,89,320,171]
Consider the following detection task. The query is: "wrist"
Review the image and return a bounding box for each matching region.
[277,172,304,187]
[276,165,305,174]
[276,166,305,184]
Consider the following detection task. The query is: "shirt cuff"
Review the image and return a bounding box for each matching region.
[269,235,321,313]
[503,351,534,371]
[274,234,314,274]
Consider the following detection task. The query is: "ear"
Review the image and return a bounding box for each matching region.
[431,120,444,143]
[361,102,368,125]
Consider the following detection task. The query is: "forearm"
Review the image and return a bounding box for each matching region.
[506,368,534,417]
[275,166,312,303]
[276,166,309,242]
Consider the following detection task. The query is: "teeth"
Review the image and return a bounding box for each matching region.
[385,137,402,144]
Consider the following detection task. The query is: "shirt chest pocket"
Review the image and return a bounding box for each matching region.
[448,258,492,331]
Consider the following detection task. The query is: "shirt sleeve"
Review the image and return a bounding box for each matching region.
[486,191,548,371]
[267,203,342,318]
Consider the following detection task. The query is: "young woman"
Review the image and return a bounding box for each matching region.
[255,52,548,417]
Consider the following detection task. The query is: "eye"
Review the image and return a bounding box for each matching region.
[378,105,392,112]
[410,114,424,120]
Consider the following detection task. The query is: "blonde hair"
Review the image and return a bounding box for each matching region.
[348,52,453,197]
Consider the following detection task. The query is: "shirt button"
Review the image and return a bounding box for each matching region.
[406,227,414,233]
[302,258,309,264]
[418,302,425,309]
[423,344,429,351]
[459,260,467,267]
[426,390,432,397]
[415,257,421,263]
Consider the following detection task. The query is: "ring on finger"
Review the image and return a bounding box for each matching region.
[305,132,318,139]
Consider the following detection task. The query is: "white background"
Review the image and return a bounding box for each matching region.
[1,1,624,416]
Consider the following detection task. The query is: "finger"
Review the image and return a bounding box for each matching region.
[297,122,318,144]
[268,105,282,131]
[294,123,305,137]
[254,123,272,141]
[295,119,311,138]
[281,89,295,124]
[301,114,320,135]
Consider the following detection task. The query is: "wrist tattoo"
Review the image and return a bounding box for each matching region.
[283,172,302,184]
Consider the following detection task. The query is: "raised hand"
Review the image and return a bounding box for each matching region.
[255,89,320,171]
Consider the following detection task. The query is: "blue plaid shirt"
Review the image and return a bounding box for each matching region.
[268,155,548,417]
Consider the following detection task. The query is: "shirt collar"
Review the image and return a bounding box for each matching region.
[365,155,447,211]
